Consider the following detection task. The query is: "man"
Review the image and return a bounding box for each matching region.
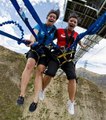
[38,14,86,115]
[16,9,60,109]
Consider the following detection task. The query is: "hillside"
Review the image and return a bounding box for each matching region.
[0,46,106,120]
[0,46,26,120]
[77,67,106,92]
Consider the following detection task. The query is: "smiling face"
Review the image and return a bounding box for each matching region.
[46,13,57,26]
[68,17,78,31]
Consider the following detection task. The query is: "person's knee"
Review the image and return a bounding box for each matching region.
[25,59,35,70]
[37,65,46,74]
[68,79,76,83]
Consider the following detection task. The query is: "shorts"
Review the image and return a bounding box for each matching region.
[26,45,52,67]
[45,60,59,77]
[61,61,76,80]
[26,49,39,62]
[45,60,76,80]
[38,55,49,67]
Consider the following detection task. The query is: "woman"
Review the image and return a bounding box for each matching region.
[17,9,60,110]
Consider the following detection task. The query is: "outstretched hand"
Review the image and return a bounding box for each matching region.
[24,39,35,47]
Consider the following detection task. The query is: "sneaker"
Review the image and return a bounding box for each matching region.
[39,90,45,101]
[29,102,38,112]
[17,96,24,105]
[67,100,75,115]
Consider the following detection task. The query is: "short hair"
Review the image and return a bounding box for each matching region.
[68,13,80,23]
[47,9,60,20]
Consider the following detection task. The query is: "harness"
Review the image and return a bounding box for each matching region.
[64,29,75,48]
[28,25,57,59]
[50,29,76,66]
[38,24,56,45]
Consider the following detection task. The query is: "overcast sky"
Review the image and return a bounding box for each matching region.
[0,0,106,74]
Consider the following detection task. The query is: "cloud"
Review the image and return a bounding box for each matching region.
[0,0,31,53]
[22,0,65,17]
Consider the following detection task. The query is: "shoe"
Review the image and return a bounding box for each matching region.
[39,90,45,101]
[29,102,38,112]
[67,100,75,115]
[17,96,24,105]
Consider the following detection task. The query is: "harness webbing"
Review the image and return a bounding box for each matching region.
[42,25,56,45]
[0,30,28,45]
[23,0,48,36]
[0,30,20,42]
[10,0,38,41]
[57,50,75,59]
[64,29,75,48]
[0,20,25,44]
[0,21,24,40]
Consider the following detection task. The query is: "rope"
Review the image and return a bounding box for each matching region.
[0,20,24,43]
[22,0,48,36]
[10,0,38,41]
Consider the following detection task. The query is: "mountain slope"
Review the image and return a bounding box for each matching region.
[0,46,106,120]
[0,46,26,120]
[77,67,106,92]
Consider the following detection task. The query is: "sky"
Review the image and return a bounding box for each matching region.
[0,0,106,74]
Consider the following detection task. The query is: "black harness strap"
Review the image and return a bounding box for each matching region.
[64,29,75,48]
